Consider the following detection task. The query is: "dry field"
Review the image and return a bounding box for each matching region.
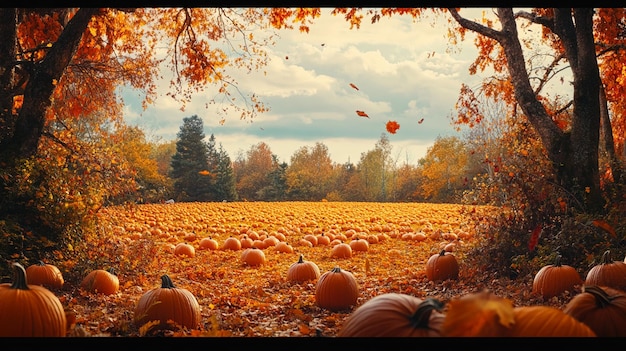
[52,201,558,337]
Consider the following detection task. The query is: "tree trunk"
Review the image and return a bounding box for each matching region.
[0,8,99,168]
[448,8,604,213]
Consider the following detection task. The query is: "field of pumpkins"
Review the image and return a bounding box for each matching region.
[1,201,625,337]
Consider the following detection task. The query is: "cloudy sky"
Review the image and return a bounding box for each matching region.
[121,8,488,165]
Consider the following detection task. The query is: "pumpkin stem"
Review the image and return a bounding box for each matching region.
[582,285,620,308]
[601,250,612,264]
[554,255,563,267]
[409,298,444,328]
[332,266,341,273]
[160,274,176,289]
[10,262,30,290]
[439,249,446,256]
[298,254,305,264]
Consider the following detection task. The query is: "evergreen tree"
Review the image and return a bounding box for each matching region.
[214,143,238,201]
[170,115,210,202]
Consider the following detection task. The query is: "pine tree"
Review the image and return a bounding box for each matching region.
[214,143,238,201]
[170,115,210,202]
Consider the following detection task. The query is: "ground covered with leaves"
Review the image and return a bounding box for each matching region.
[46,202,578,337]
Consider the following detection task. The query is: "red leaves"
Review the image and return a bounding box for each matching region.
[385,120,400,134]
[528,225,542,251]
[198,170,210,176]
[355,110,369,118]
[418,118,424,124]
[349,83,359,91]
[592,219,616,238]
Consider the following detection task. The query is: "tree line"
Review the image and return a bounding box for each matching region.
[140,114,473,204]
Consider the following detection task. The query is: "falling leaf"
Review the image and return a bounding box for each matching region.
[385,120,400,134]
[528,224,542,251]
[198,170,211,176]
[321,43,325,46]
[355,110,369,118]
[285,56,288,60]
[418,118,424,124]
[592,219,616,238]
[442,290,515,337]
[349,83,359,91]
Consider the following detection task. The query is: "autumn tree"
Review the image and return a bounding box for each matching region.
[356,134,396,202]
[286,142,334,201]
[419,136,469,203]
[233,142,280,201]
[170,115,212,202]
[114,125,171,204]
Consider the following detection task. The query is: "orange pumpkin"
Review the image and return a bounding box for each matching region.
[198,237,219,250]
[174,242,195,258]
[338,294,445,337]
[442,290,595,337]
[80,268,119,295]
[349,238,369,252]
[532,255,582,299]
[426,249,459,281]
[315,266,359,311]
[0,263,67,337]
[221,236,242,251]
[563,285,626,337]
[25,260,64,289]
[330,243,352,259]
[274,241,294,254]
[287,254,320,283]
[134,274,200,331]
[585,250,626,291]
[241,247,266,266]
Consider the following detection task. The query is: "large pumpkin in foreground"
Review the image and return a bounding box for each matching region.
[315,267,359,311]
[441,290,595,337]
[338,293,445,337]
[134,274,201,331]
[563,285,626,337]
[0,262,67,337]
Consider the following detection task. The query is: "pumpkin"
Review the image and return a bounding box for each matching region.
[585,250,626,291]
[349,238,369,252]
[442,290,595,337]
[315,266,359,311]
[287,254,320,282]
[222,236,242,251]
[262,235,279,247]
[80,268,119,295]
[274,241,294,254]
[338,294,445,337]
[134,274,201,331]
[563,285,626,337]
[239,235,254,249]
[506,306,596,337]
[241,247,266,266]
[316,233,331,246]
[426,249,459,281]
[303,234,318,247]
[174,242,195,258]
[330,242,352,259]
[0,262,67,337]
[25,260,64,289]
[198,237,219,250]
[532,254,582,299]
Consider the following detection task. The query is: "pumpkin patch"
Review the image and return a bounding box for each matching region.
[29,201,620,337]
